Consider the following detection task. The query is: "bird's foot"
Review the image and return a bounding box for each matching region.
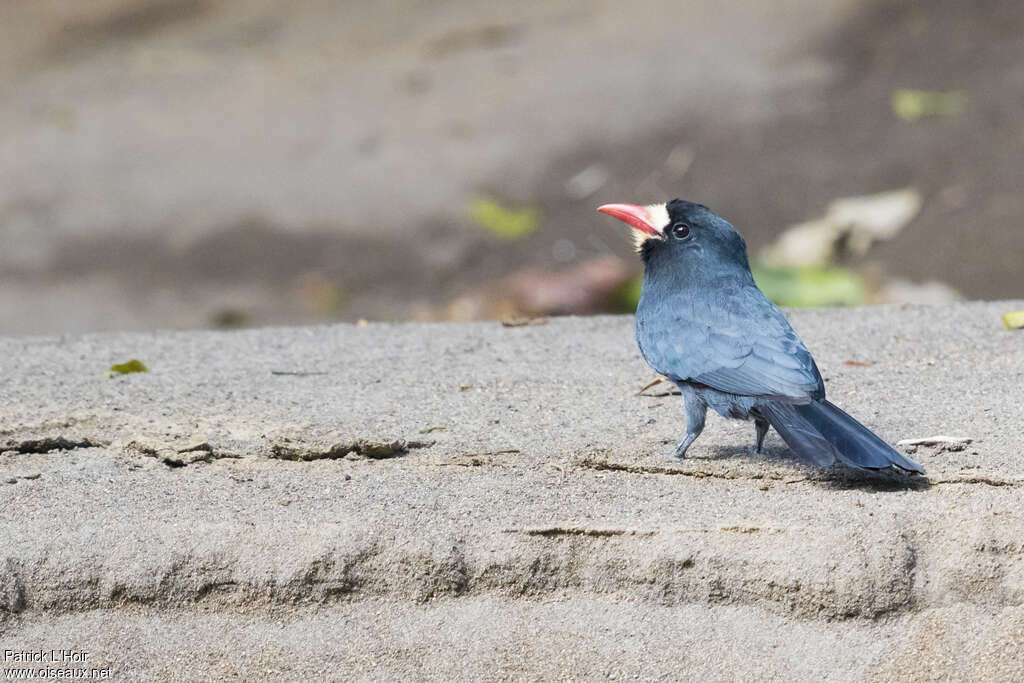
[671,435,696,460]
[753,418,770,455]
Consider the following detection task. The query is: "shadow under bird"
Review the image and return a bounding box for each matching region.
[598,199,924,474]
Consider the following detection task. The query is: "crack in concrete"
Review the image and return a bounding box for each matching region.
[124,441,242,468]
[505,526,655,538]
[3,472,41,485]
[0,433,437,468]
[575,457,1019,490]
[269,438,433,462]
[430,449,522,468]
[931,476,1022,488]
[0,436,106,455]
[573,456,781,481]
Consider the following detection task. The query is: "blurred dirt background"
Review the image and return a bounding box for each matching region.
[1,0,1022,334]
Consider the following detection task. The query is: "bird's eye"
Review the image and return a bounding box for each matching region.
[671,223,691,239]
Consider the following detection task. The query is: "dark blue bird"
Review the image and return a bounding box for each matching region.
[598,199,924,474]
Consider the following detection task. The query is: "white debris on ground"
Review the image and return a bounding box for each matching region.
[761,188,923,267]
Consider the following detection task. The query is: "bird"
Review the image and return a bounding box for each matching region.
[597,199,924,474]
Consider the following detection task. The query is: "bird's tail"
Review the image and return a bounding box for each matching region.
[759,400,924,474]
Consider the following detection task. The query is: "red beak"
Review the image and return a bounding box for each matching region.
[597,203,661,237]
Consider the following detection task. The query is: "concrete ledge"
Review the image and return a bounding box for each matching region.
[1,301,1023,679]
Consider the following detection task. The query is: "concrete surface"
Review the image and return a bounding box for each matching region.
[1,300,1023,680]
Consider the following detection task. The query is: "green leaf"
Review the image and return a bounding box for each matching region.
[752,265,866,308]
[610,276,644,312]
[469,198,539,240]
[891,89,967,122]
[107,359,149,376]
[1002,310,1024,330]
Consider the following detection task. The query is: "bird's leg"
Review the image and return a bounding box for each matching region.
[673,387,707,459]
[754,418,770,454]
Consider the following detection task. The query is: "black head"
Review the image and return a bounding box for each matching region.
[598,199,752,278]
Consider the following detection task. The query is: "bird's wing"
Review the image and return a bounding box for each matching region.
[637,282,824,401]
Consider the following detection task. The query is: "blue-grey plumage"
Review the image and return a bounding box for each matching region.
[598,199,924,474]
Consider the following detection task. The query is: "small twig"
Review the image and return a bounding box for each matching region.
[897,436,973,447]
[545,462,567,484]
[637,376,669,395]
[501,317,549,328]
[458,449,521,457]
[418,426,447,434]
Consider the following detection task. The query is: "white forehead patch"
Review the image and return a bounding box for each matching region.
[645,203,670,232]
[632,203,669,251]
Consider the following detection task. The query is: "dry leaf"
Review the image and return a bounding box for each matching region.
[1002,310,1024,330]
